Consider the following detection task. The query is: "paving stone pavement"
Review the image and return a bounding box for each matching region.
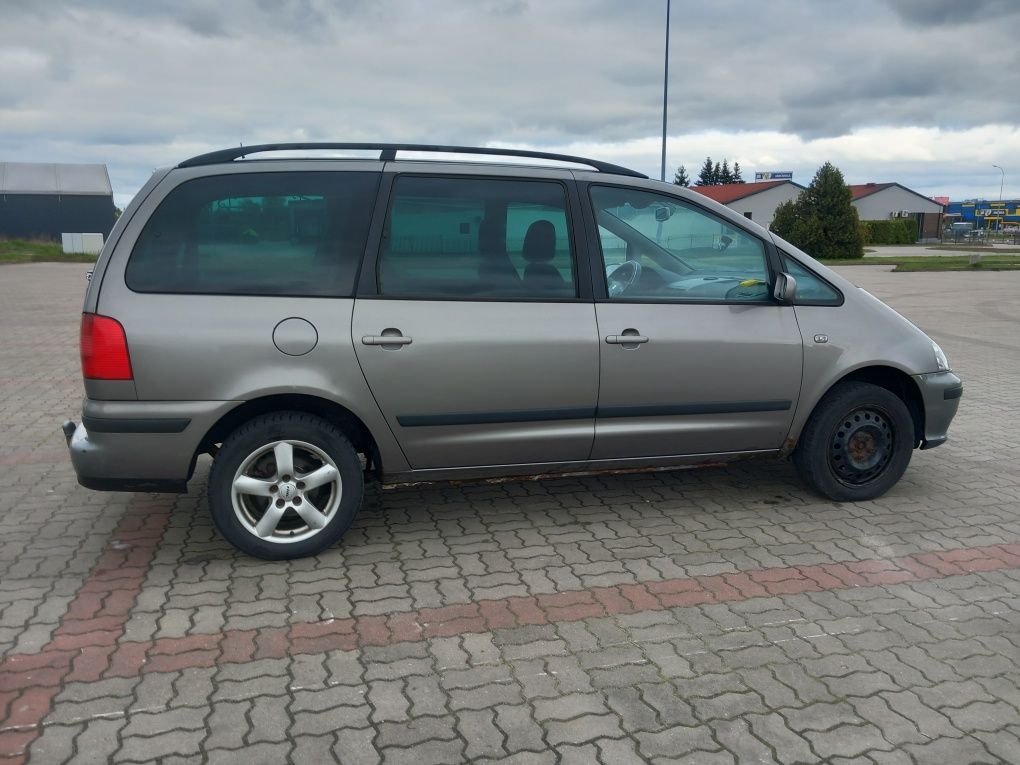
[1,262,1019,764]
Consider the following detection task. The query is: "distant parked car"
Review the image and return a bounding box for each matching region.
[64,143,962,559]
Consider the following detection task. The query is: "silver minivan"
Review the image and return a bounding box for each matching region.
[64,143,962,559]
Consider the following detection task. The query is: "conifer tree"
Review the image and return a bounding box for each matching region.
[697,157,715,185]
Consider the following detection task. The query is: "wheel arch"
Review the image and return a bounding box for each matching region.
[191,394,381,477]
[793,365,925,454]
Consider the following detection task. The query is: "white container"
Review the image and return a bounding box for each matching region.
[62,233,104,254]
[81,233,104,254]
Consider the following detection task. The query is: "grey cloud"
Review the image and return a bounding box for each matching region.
[2,0,1018,199]
[885,0,1020,25]
[180,7,228,37]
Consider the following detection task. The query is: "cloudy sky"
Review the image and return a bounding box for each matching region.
[3,0,1019,206]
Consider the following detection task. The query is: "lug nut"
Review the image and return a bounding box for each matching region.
[275,499,285,508]
[269,485,278,493]
[282,475,291,482]
[297,481,305,489]
[293,496,302,506]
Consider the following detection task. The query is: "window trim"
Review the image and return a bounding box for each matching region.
[356,172,592,303]
[123,170,382,299]
[581,182,785,306]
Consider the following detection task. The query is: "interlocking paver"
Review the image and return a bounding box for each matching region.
[1,264,1020,762]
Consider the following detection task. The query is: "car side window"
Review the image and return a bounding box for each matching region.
[126,172,378,296]
[378,176,576,299]
[590,185,771,302]
[779,252,843,305]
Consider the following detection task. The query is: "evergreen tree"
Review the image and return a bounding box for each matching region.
[673,165,691,187]
[713,161,722,185]
[769,162,862,259]
[719,159,733,184]
[696,157,715,186]
[732,162,744,184]
[769,199,801,242]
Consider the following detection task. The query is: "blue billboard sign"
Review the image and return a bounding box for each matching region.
[946,200,1020,229]
[754,171,793,181]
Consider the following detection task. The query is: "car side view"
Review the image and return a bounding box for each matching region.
[64,143,963,559]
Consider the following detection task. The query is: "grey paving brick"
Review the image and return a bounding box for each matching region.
[334,726,382,765]
[636,724,721,759]
[494,703,547,753]
[204,699,250,750]
[376,715,459,748]
[545,713,624,746]
[457,708,505,760]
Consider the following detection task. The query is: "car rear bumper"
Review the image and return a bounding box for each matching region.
[63,398,240,492]
[913,371,962,449]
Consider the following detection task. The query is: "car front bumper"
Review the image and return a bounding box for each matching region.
[913,371,962,449]
[63,398,239,492]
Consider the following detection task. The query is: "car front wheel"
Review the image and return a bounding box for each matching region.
[793,381,915,502]
[208,412,364,559]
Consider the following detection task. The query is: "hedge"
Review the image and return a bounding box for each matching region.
[860,218,918,245]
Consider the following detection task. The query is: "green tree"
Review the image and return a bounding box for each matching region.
[713,161,722,184]
[769,198,801,242]
[719,159,733,184]
[732,162,744,184]
[697,157,715,185]
[673,165,691,187]
[769,162,863,260]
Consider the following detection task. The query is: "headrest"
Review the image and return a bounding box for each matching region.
[522,220,556,263]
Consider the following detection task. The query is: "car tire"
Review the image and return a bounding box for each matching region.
[208,411,364,560]
[793,381,914,502]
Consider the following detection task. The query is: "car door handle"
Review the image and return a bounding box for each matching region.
[362,335,412,346]
[605,334,648,344]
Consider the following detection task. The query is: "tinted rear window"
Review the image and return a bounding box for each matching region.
[126,172,379,296]
[378,176,576,299]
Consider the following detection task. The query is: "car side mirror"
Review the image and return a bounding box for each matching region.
[773,272,797,304]
[654,206,673,222]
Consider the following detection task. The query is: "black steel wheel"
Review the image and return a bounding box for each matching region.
[794,382,914,502]
[829,406,895,487]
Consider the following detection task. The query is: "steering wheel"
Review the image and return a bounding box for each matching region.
[606,260,642,297]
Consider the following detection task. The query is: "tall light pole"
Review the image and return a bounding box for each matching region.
[660,0,670,182]
[993,164,1004,201]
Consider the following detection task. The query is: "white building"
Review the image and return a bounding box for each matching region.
[850,183,944,240]
[688,180,805,227]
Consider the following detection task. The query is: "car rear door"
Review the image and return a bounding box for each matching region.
[352,170,599,471]
[583,183,803,460]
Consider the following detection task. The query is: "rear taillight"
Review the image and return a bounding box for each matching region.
[80,314,133,380]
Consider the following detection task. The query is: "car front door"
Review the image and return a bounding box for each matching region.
[584,184,803,460]
[352,173,599,471]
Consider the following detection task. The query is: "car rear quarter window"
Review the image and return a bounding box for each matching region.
[126,171,379,296]
[378,176,577,299]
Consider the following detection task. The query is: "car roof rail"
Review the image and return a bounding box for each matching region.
[177,142,647,178]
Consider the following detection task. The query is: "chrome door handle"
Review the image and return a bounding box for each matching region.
[362,335,412,346]
[605,334,648,344]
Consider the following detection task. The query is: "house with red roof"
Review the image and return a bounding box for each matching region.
[849,183,944,241]
[688,180,804,227]
[691,178,944,241]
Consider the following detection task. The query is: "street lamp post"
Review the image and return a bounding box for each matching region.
[993,164,1004,201]
[660,0,670,182]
